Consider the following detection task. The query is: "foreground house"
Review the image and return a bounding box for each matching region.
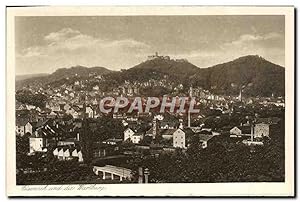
[16,119,33,136]
[173,128,186,148]
[53,147,83,162]
[29,131,47,155]
[123,128,143,144]
[229,126,251,138]
[254,123,270,138]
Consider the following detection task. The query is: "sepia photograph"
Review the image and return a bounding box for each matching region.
[6,6,295,197]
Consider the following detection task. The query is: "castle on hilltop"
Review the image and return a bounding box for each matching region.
[147,52,170,61]
[147,52,188,63]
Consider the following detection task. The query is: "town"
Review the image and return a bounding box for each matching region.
[15,54,285,184]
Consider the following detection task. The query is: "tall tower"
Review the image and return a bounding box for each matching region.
[152,118,157,138]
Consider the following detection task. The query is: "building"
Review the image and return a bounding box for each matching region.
[254,123,270,138]
[86,106,94,118]
[16,119,33,136]
[123,128,143,144]
[123,128,135,141]
[229,126,241,137]
[173,128,186,149]
[132,133,143,144]
[29,132,47,155]
[53,147,83,162]
[229,126,251,138]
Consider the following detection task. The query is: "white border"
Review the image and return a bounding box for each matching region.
[6,6,295,197]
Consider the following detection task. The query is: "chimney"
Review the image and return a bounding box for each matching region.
[77,132,80,141]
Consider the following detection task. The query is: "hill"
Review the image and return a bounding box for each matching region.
[15,55,285,97]
[116,55,285,96]
[16,65,112,89]
[193,55,285,96]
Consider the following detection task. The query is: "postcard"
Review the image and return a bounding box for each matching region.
[6,6,295,197]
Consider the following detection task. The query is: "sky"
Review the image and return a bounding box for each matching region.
[15,15,285,75]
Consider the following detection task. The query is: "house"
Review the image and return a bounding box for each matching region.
[63,148,71,160]
[123,128,135,141]
[53,147,83,162]
[254,123,270,138]
[71,148,83,162]
[229,126,251,138]
[173,128,186,149]
[123,128,143,144]
[86,106,94,118]
[229,126,242,137]
[16,119,33,136]
[29,132,47,154]
[34,119,66,141]
[132,133,143,144]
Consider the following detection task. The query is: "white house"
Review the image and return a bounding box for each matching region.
[132,134,143,144]
[57,148,65,160]
[254,123,270,138]
[54,147,83,162]
[229,127,242,137]
[86,106,94,118]
[16,120,33,136]
[123,128,135,141]
[53,148,59,156]
[63,149,71,160]
[173,128,186,149]
[72,149,83,162]
[229,126,251,138]
[29,136,46,154]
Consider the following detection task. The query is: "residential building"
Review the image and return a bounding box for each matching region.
[173,128,186,149]
[123,128,135,141]
[16,119,33,136]
[254,123,270,138]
